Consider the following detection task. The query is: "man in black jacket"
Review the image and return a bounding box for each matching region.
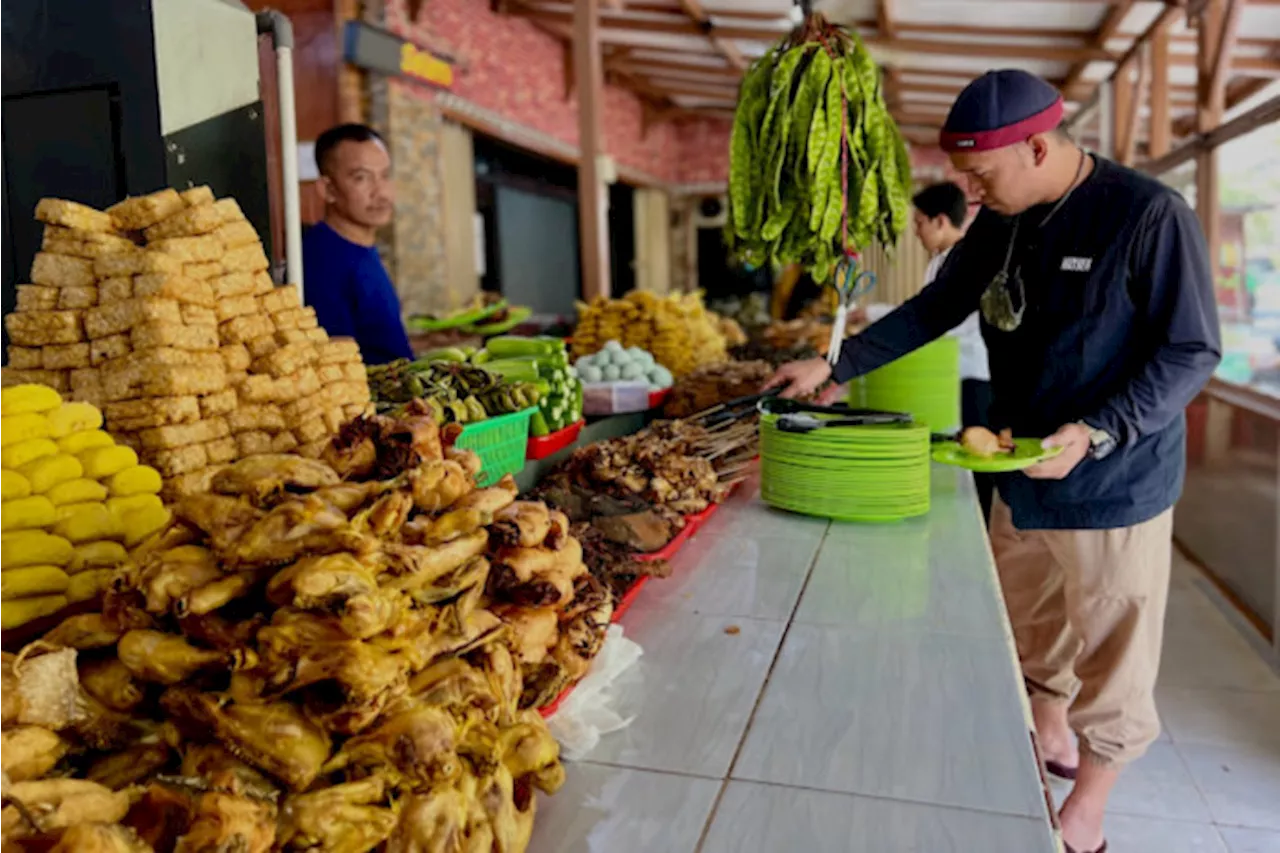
[767,70,1221,853]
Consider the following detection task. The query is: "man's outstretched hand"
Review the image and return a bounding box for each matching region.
[1024,422,1090,480]
[762,358,834,399]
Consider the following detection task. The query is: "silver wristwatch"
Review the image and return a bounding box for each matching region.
[1078,422,1117,461]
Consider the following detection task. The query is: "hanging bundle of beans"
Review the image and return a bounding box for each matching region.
[726,14,913,283]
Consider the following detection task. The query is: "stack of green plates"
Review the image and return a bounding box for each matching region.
[849,337,960,432]
[759,413,931,523]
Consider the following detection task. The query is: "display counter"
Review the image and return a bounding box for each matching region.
[529,464,1059,852]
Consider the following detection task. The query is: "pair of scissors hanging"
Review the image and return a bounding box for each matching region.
[826,252,876,368]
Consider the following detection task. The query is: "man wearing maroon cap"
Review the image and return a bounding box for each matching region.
[767,69,1221,853]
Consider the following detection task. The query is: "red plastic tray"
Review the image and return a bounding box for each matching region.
[648,388,671,410]
[526,420,584,460]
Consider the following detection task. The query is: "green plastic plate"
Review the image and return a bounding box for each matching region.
[931,440,1065,472]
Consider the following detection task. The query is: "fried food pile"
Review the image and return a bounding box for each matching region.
[571,290,727,377]
[662,360,773,419]
[1,409,602,851]
[959,426,1014,458]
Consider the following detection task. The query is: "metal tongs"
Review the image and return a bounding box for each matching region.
[826,253,877,368]
[760,397,912,434]
[699,389,780,428]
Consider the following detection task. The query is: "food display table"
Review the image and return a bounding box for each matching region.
[528,465,1059,853]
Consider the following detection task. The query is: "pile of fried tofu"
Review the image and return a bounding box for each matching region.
[4,189,371,500]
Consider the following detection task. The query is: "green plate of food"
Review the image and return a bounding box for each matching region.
[931,427,1064,472]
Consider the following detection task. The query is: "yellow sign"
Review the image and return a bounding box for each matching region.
[400,42,454,89]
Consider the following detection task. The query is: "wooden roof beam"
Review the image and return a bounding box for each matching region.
[1064,0,1134,92]
[677,0,748,70]
[877,0,898,39]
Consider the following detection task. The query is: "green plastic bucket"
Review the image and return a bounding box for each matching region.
[455,407,536,486]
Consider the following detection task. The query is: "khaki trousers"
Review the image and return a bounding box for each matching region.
[989,495,1172,766]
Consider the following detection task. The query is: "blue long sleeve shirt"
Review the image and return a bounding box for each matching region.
[832,156,1221,530]
[301,222,414,365]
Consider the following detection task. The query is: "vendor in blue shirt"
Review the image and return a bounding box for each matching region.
[303,123,414,364]
[766,71,1220,853]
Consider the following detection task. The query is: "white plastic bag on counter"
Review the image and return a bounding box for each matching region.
[546,624,643,760]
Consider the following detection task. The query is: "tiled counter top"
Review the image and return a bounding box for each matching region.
[531,465,1059,853]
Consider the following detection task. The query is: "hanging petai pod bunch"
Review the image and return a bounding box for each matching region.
[726,14,913,283]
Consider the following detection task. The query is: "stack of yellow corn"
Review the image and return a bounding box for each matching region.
[1,383,169,629]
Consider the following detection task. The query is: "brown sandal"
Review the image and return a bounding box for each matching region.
[1045,759,1078,781]
[1064,841,1107,853]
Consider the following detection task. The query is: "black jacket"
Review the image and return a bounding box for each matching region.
[833,157,1221,530]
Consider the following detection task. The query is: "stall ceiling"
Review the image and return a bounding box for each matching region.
[502,0,1280,147]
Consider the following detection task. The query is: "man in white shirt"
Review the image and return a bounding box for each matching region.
[863,182,995,520]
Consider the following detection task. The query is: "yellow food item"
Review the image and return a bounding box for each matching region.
[106,465,162,497]
[55,501,105,522]
[1,595,68,629]
[106,494,163,520]
[2,438,59,470]
[56,429,115,455]
[68,541,128,573]
[2,469,33,501]
[17,454,84,495]
[77,445,138,480]
[45,478,108,506]
[1,413,50,447]
[0,531,74,568]
[66,569,113,603]
[1,384,62,416]
[52,504,124,544]
[2,495,57,531]
[45,402,104,438]
[1,565,71,598]
[121,503,171,548]
[572,290,728,377]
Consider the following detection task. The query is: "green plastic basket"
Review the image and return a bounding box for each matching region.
[456,407,536,486]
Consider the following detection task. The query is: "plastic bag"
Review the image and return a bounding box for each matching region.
[546,625,643,760]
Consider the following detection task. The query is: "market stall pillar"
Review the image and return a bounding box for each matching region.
[574,0,613,301]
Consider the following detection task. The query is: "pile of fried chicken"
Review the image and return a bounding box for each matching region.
[0,402,609,852]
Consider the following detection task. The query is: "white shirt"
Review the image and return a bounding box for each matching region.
[864,246,991,382]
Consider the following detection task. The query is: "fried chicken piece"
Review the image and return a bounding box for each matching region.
[278,774,398,853]
[266,552,379,611]
[384,780,474,853]
[477,764,535,853]
[397,460,471,513]
[74,690,149,753]
[322,416,380,480]
[406,658,500,721]
[960,426,1011,458]
[178,611,265,652]
[311,481,382,515]
[174,786,276,853]
[445,446,482,479]
[349,490,415,539]
[135,545,221,614]
[252,610,407,705]
[85,741,172,789]
[210,454,340,506]
[51,822,153,853]
[453,474,518,513]
[378,531,490,594]
[39,612,124,650]
[490,501,552,549]
[0,779,132,839]
[501,710,565,795]
[339,588,406,640]
[323,705,460,784]
[2,653,21,726]
[226,495,363,569]
[161,688,332,790]
[403,507,488,546]
[1,726,67,782]
[487,537,586,609]
[494,607,559,667]
[177,571,257,617]
[179,744,278,802]
[403,557,491,612]
[79,657,144,712]
[478,644,522,725]
[117,630,225,685]
[171,496,263,553]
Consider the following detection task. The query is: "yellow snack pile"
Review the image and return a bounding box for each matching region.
[572,290,728,377]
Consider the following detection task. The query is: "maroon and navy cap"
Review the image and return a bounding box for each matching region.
[940,70,1064,153]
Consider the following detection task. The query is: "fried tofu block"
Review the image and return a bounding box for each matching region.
[131,321,218,353]
[215,221,260,249]
[331,381,372,406]
[149,443,208,477]
[180,186,215,207]
[226,405,285,433]
[297,439,328,459]
[322,406,347,433]
[342,363,366,383]
[89,335,131,367]
[161,465,225,502]
[102,359,227,402]
[131,274,215,309]
[2,369,69,392]
[244,336,278,360]
[221,243,270,274]
[211,272,257,299]
[16,285,60,312]
[235,431,273,456]
[235,374,276,404]
[105,396,200,430]
[98,277,133,302]
[41,344,91,370]
[315,363,344,384]
[42,227,136,259]
[30,253,96,288]
[318,338,362,365]
[203,436,237,465]
[6,311,84,346]
[180,304,217,326]
[108,189,185,230]
[213,198,246,224]
[295,307,318,330]
[36,198,114,233]
[69,370,105,408]
[270,431,299,453]
[271,309,306,332]
[149,235,223,264]
[218,314,274,345]
[295,367,321,398]
[273,377,302,404]
[252,342,318,378]
[138,418,229,451]
[252,271,275,295]
[304,328,329,344]
[56,286,98,310]
[282,395,321,429]
[259,286,301,314]
[344,403,369,420]
[93,249,181,279]
[293,417,328,444]
[199,388,238,418]
[219,344,251,373]
[84,298,183,339]
[183,261,223,281]
[273,329,312,346]
[214,294,258,323]
[8,347,44,370]
[143,203,222,241]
